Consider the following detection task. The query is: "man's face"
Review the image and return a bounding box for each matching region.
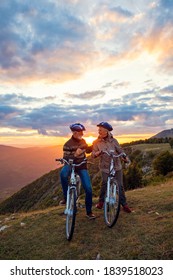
[73,131,83,140]
[98,127,108,138]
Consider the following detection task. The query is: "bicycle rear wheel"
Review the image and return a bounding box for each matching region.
[76,175,81,199]
[66,187,77,240]
[104,179,120,227]
[76,175,82,208]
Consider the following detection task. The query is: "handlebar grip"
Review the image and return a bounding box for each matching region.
[122,153,127,159]
[55,158,64,164]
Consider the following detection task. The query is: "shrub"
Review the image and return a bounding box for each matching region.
[153,151,173,176]
[124,161,143,190]
[169,138,173,149]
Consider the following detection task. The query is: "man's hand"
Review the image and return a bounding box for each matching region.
[74,148,84,157]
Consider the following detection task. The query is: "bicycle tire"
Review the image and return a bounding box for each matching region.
[66,187,77,240]
[104,179,120,228]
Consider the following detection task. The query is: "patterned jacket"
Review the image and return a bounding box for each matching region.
[63,136,92,170]
[92,133,124,173]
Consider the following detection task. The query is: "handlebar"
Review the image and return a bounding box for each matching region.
[55,158,87,167]
[101,150,126,158]
[101,150,131,165]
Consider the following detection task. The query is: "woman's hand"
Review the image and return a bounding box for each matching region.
[93,150,102,157]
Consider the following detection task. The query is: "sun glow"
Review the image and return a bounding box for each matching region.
[84,136,97,145]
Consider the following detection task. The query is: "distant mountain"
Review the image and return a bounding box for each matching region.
[0,145,63,201]
[151,128,173,138]
[0,156,100,213]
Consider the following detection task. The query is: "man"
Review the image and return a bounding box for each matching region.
[92,122,132,213]
[60,123,96,219]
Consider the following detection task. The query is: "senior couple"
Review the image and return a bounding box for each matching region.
[60,122,132,220]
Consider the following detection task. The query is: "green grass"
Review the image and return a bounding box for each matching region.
[131,143,171,153]
[0,179,173,260]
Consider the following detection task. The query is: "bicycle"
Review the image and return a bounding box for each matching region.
[56,158,86,241]
[101,150,127,228]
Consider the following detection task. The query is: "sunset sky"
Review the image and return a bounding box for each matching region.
[0,0,173,147]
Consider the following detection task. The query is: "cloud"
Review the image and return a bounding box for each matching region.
[0,105,22,121]
[37,128,48,136]
[161,85,173,93]
[91,0,173,75]
[0,1,173,141]
[3,0,173,86]
[0,93,39,105]
[65,90,105,100]
[0,0,96,84]
[1,0,173,87]
[1,85,173,137]
[0,93,58,110]
[102,80,130,89]
[128,0,173,74]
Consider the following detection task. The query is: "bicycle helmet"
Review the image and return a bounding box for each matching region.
[97,122,113,131]
[70,123,86,132]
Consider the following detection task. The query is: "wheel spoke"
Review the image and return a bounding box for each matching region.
[66,188,76,240]
[104,180,120,227]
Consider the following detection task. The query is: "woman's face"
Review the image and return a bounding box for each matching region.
[98,127,108,138]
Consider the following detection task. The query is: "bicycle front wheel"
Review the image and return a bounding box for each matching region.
[104,179,120,228]
[66,187,77,240]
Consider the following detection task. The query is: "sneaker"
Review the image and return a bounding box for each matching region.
[123,204,132,213]
[86,212,96,220]
[59,199,66,205]
[96,201,104,209]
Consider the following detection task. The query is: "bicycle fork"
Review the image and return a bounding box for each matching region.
[64,186,76,216]
[106,177,117,205]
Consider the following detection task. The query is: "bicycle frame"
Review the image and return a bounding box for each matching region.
[106,154,116,204]
[64,161,77,215]
[56,158,86,240]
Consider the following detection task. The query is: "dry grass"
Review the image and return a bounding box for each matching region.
[0,179,173,260]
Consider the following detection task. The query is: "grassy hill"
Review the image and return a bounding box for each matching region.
[0,142,172,214]
[129,143,172,153]
[0,169,62,213]
[151,128,173,138]
[0,179,173,260]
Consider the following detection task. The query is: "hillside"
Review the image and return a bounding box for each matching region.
[0,156,100,214]
[0,180,173,260]
[0,145,63,201]
[1,128,172,203]
[151,128,173,138]
[0,142,172,214]
[0,169,62,213]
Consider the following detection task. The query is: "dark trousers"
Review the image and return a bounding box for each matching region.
[60,165,93,215]
[99,170,127,206]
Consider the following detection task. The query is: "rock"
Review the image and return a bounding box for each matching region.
[0,225,9,232]
[96,253,101,260]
